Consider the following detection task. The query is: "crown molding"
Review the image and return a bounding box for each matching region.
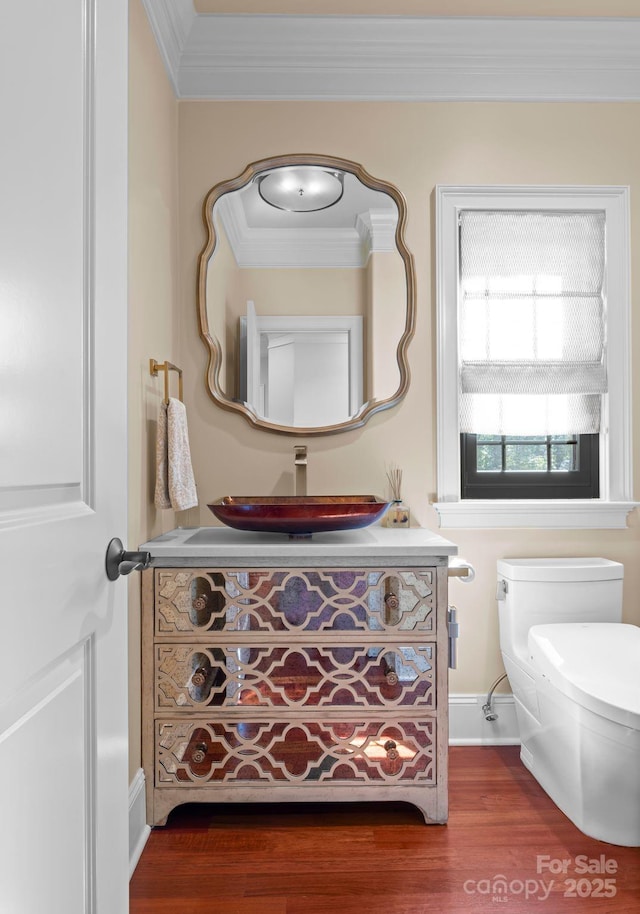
[356,210,398,257]
[216,192,391,268]
[142,3,640,101]
[217,194,368,268]
[141,0,195,95]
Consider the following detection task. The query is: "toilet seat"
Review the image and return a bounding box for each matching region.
[528,623,640,731]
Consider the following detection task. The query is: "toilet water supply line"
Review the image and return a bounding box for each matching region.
[483,673,508,722]
[480,576,510,721]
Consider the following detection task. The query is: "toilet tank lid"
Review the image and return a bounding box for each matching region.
[528,623,640,730]
[497,557,623,582]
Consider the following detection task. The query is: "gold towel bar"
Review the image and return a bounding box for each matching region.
[448,566,471,578]
[149,359,183,403]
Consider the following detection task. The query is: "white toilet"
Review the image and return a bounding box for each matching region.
[497,557,640,846]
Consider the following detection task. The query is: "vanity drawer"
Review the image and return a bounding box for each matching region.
[155,642,436,711]
[154,568,436,637]
[155,717,436,787]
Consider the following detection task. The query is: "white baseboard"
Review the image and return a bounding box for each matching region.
[129,768,151,878]
[448,693,520,746]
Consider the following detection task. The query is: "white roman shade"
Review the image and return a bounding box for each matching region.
[459,210,607,435]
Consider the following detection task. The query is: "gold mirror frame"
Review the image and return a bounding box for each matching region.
[197,153,416,436]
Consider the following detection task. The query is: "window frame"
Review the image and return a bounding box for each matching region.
[434,185,635,529]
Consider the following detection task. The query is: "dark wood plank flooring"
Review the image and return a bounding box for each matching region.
[130,746,640,913]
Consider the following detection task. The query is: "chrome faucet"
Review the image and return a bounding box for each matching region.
[294,445,307,497]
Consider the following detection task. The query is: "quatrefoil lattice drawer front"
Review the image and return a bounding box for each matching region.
[154,568,436,636]
[156,718,436,787]
[155,643,436,711]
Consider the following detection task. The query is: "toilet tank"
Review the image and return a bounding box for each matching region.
[497,558,624,670]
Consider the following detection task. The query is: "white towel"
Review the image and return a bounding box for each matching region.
[154,398,198,511]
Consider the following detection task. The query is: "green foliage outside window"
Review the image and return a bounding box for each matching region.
[476,436,576,473]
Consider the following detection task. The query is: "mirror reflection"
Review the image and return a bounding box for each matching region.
[197,155,415,434]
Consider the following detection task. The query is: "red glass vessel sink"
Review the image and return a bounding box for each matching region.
[208,495,389,537]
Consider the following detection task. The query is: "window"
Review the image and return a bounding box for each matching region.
[435,186,635,529]
[461,433,599,499]
[458,207,603,500]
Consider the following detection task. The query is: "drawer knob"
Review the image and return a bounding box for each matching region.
[191,667,208,687]
[384,739,399,760]
[384,593,399,611]
[385,670,399,686]
[191,742,207,764]
[192,595,208,611]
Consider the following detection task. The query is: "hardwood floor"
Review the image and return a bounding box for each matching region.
[130,746,640,913]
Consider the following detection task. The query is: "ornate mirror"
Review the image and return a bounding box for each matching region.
[197,154,416,435]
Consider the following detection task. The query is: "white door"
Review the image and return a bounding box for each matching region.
[0,1,129,912]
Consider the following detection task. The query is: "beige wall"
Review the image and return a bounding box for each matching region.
[232,268,366,319]
[178,101,640,704]
[127,5,640,779]
[367,251,405,401]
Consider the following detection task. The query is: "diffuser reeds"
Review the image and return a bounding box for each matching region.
[383,464,410,527]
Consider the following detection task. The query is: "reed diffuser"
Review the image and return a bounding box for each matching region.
[383,464,410,528]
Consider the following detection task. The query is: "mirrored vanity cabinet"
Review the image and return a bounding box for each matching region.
[140,527,458,827]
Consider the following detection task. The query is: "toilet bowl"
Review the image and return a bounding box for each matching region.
[497,558,640,846]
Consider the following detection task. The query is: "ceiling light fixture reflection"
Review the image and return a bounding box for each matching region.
[258,167,344,213]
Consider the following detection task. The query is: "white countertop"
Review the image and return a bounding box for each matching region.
[140,525,458,566]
